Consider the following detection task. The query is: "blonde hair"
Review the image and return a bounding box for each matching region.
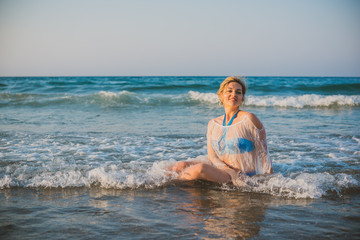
[217,76,247,105]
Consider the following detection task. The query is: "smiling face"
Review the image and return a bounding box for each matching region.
[220,82,244,108]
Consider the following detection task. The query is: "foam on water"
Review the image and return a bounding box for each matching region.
[1,129,360,199]
[1,136,358,198]
[2,91,359,108]
[230,172,359,199]
[188,91,219,104]
[247,94,360,108]
[1,155,359,199]
[0,158,173,189]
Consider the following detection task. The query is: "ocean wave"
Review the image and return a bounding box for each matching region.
[230,172,359,198]
[246,94,360,108]
[1,158,358,199]
[1,91,359,108]
[0,160,172,190]
[0,91,195,107]
[0,91,142,107]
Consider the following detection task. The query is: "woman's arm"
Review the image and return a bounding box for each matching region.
[248,113,273,174]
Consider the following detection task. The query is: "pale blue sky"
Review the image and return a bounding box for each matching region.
[0,0,359,76]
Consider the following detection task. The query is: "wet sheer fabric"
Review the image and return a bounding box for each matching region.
[207,114,272,181]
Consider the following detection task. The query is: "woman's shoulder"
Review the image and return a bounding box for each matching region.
[208,115,223,126]
[240,111,264,129]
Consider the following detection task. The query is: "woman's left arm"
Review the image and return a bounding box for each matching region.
[248,113,273,174]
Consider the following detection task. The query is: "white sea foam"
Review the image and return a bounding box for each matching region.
[1,157,358,199]
[231,172,359,199]
[1,131,359,198]
[247,94,360,108]
[188,91,219,104]
[3,90,359,108]
[0,175,12,188]
[90,91,141,105]
[0,160,173,189]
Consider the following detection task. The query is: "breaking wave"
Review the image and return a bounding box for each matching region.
[1,158,358,199]
[1,131,359,199]
[1,91,359,108]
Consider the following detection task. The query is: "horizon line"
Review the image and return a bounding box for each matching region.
[1,75,359,78]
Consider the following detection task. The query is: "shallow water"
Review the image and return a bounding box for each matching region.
[1,76,360,239]
[1,185,359,239]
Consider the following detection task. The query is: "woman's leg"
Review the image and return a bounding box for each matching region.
[178,163,231,183]
[169,160,200,174]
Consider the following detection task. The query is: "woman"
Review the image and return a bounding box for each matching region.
[170,76,273,184]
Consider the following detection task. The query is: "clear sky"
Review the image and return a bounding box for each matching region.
[0,0,359,76]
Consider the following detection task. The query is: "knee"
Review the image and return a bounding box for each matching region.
[171,161,190,173]
[178,161,189,169]
[177,163,206,181]
[189,163,208,178]
[194,163,207,172]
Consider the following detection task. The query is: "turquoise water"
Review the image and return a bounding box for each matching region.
[1,76,360,239]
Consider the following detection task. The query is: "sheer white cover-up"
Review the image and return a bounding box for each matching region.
[206,114,273,181]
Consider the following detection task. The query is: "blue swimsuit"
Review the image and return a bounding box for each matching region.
[217,110,254,154]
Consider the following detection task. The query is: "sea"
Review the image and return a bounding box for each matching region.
[0,76,359,239]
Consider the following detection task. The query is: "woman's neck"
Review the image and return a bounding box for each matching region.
[224,107,240,122]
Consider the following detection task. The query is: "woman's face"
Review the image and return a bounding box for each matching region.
[220,82,243,108]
